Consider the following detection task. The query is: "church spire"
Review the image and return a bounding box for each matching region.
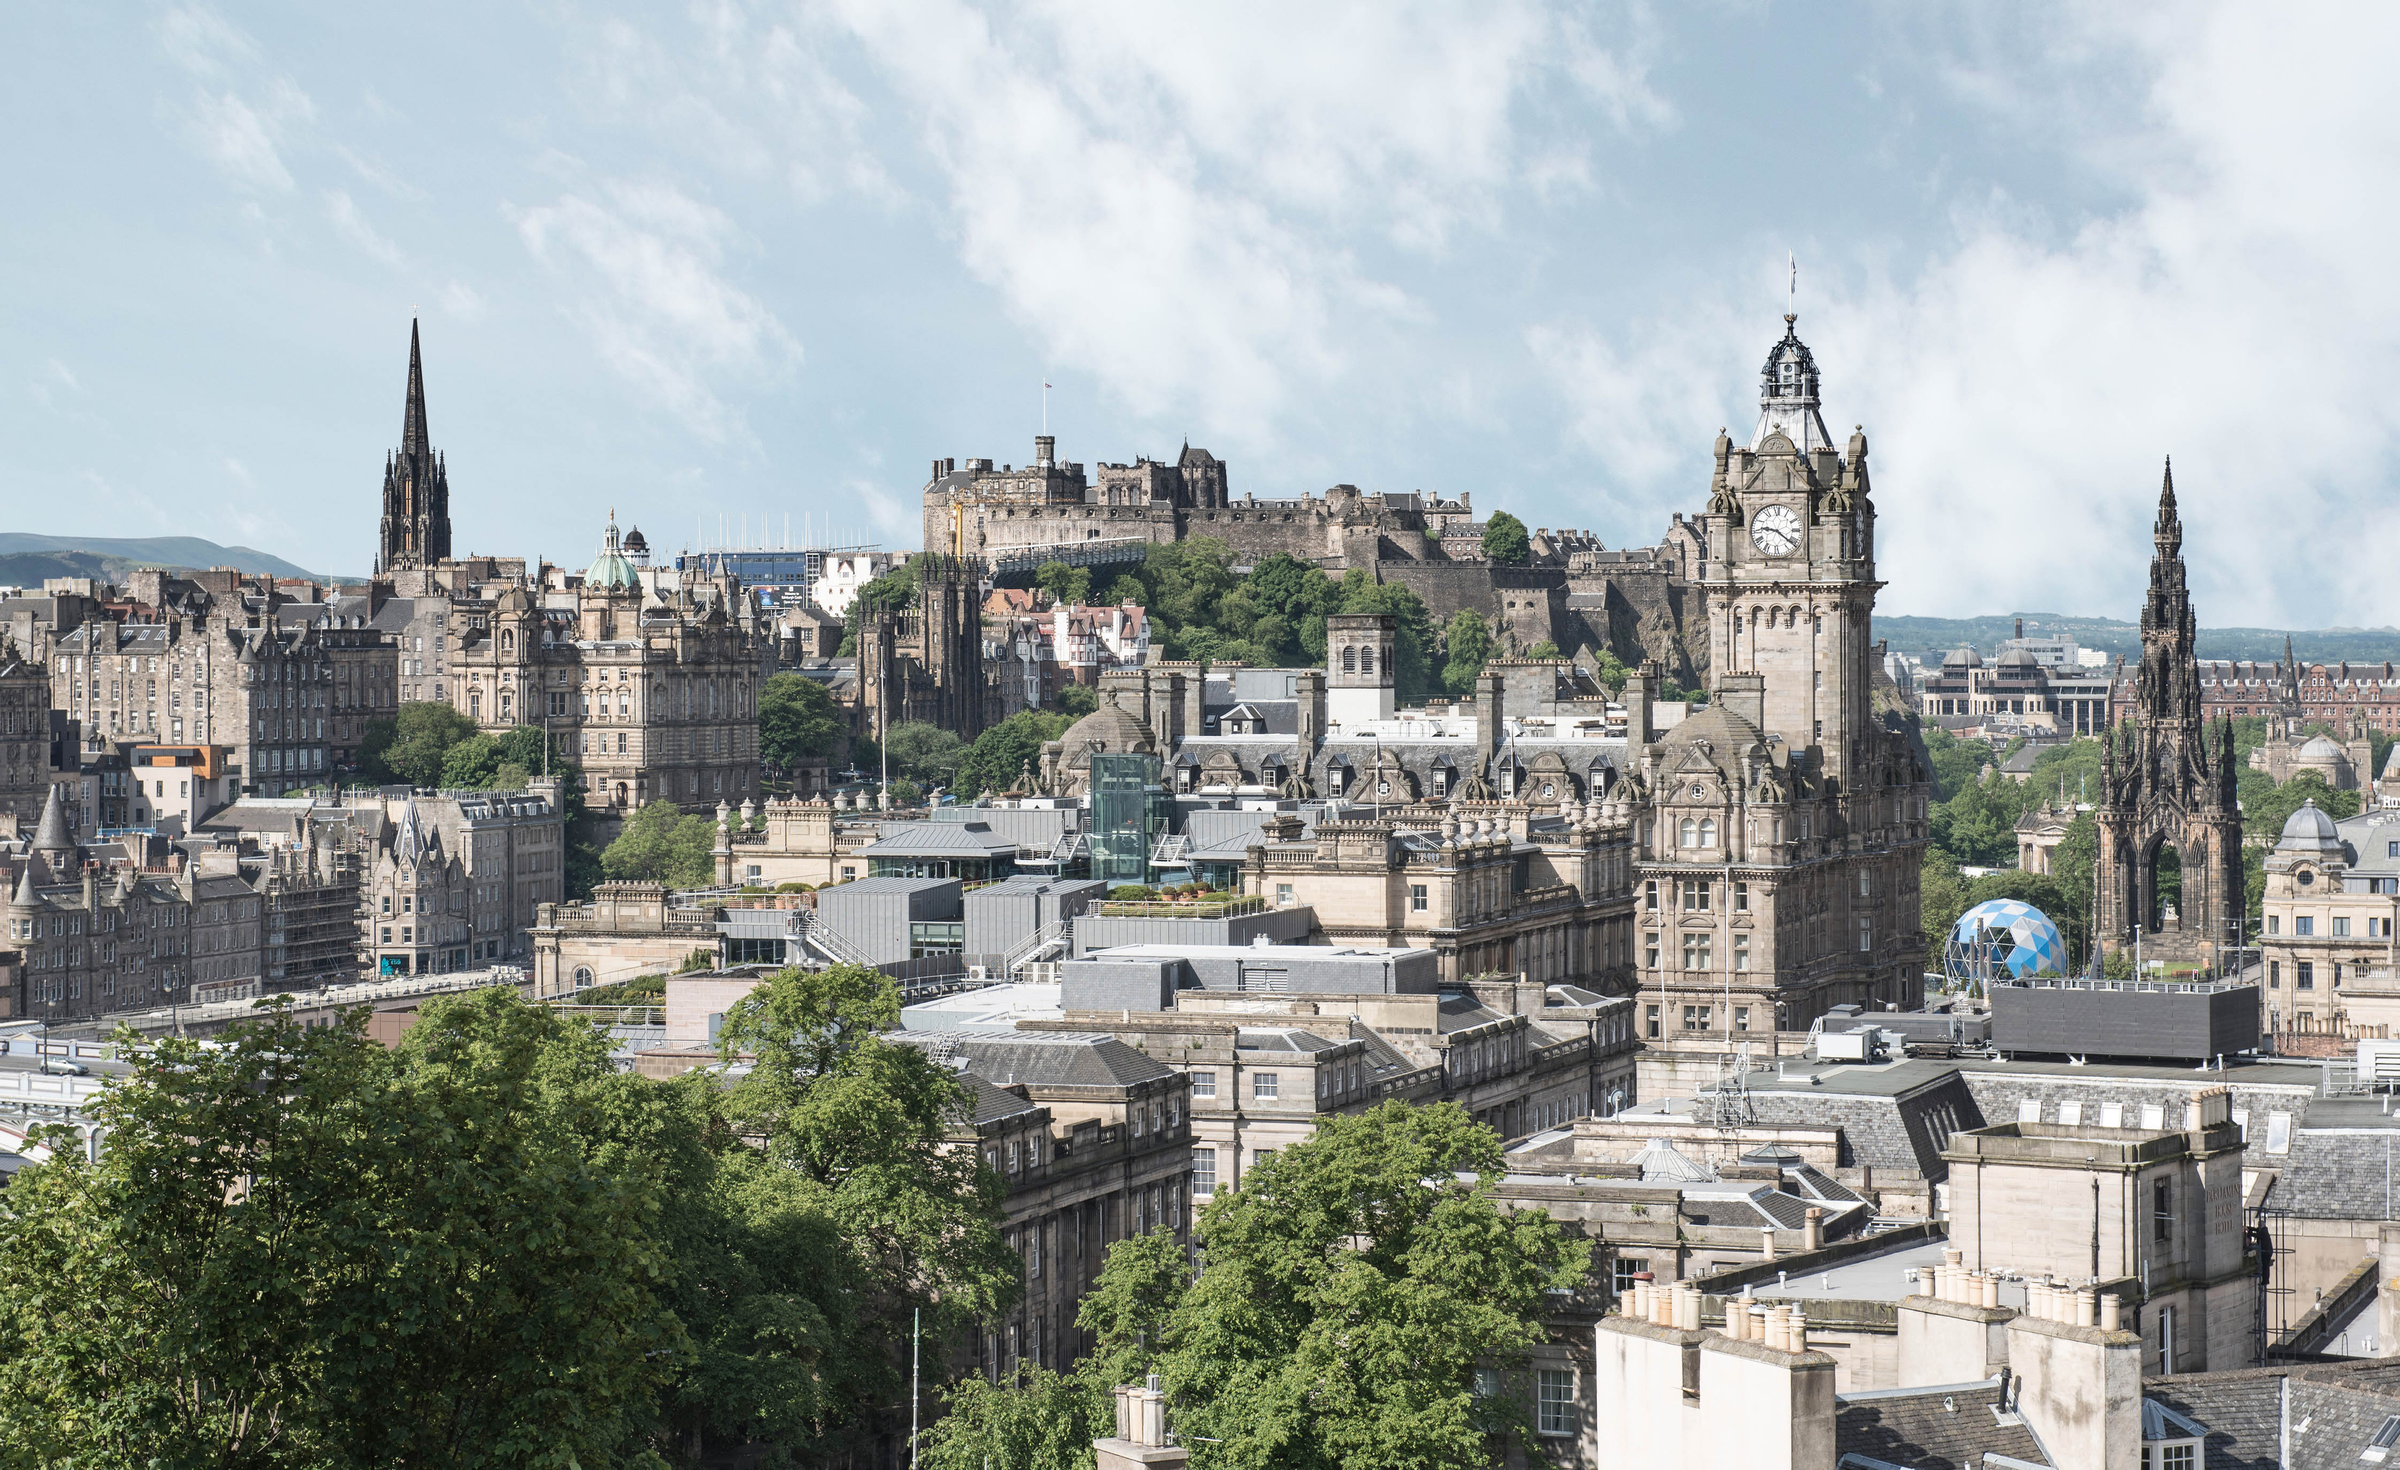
[2153,456,2181,557]
[401,317,428,457]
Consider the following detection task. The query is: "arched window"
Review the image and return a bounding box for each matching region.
[1342,647,1357,674]
[1361,647,1376,676]
[1680,817,1698,847]
[501,629,514,651]
[1699,818,1717,848]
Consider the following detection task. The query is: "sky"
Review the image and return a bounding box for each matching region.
[4,2,2396,626]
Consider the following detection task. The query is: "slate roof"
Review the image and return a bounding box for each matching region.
[1835,1381,2050,1468]
[860,823,1019,858]
[1234,1027,1340,1054]
[958,1073,1044,1125]
[896,1031,1173,1090]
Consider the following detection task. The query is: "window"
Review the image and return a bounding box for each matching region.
[1007,1140,1019,1173]
[2363,1416,2400,1463]
[1734,934,1751,972]
[2267,914,2280,935]
[2154,1179,2173,1244]
[1537,1369,1577,1436]
[1858,917,1873,952]
[2271,961,2281,989]
[1698,818,1716,847]
[1682,880,1710,912]
[1190,1070,1216,1099]
[2298,915,2316,936]
[1682,934,1710,970]
[1645,1004,1660,1039]
[1645,879,1658,911]
[2299,961,2316,990]
[1682,1005,1711,1030]
[1276,883,1294,907]
[2336,917,2353,938]
[1858,870,1873,897]
[1644,939,1660,969]
[1735,1006,1750,1031]
[1410,883,1427,913]
[1192,1147,1217,1195]
[1252,1072,1279,1101]
[1612,1256,1648,1294]
[1733,881,1748,912]
[1679,817,1697,847]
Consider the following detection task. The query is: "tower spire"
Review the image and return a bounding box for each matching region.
[402,317,428,456]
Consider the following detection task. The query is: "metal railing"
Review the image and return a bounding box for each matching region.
[1003,918,1074,979]
[794,909,878,968]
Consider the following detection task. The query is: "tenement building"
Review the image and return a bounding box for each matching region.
[0,637,51,830]
[357,787,564,976]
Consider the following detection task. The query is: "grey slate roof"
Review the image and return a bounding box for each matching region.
[897,1031,1173,1090]
[959,1073,1044,1125]
[860,822,1018,858]
[1835,1381,2050,1468]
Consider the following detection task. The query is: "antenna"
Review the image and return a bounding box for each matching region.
[1787,251,1796,319]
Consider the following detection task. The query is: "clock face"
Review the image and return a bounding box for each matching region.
[1751,504,1802,556]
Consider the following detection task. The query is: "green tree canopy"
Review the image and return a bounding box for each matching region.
[436,724,555,791]
[760,671,847,768]
[1147,1101,1584,1469]
[0,1000,682,1466]
[1055,683,1099,717]
[602,799,719,889]
[1590,648,1631,695]
[886,721,966,788]
[1334,569,1438,706]
[365,700,479,787]
[1441,610,1496,699]
[1034,560,1092,607]
[958,709,1072,796]
[1481,510,1530,565]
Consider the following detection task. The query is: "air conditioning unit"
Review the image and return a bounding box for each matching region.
[2359,1039,2400,1085]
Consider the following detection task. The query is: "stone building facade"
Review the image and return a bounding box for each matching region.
[3,789,220,1021]
[443,517,768,814]
[0,640,50,831]
[358,788,564,976]
[1637,315,1930,1038]
[856,553,993,743]
[49,602,334,799]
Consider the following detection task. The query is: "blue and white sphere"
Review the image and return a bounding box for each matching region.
[1945,898,2065,980]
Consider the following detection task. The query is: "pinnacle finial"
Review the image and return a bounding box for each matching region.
[401,318,429,457]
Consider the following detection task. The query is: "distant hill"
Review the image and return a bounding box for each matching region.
[1876,612,2400,667]
[0,533,330,585]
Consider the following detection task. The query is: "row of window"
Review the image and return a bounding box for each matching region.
[2267,913,2395,936]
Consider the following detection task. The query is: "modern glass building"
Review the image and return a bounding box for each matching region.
[1089,752,1172,887]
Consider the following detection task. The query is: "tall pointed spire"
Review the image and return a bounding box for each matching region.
[377,318,452,573]
[32,783,73,855]
[401,317,428,456]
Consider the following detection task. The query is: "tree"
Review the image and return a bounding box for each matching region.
[1481,510,1530,566]
[1441,610,1496,699]
[1525,639,1561,659]
[1034,560,1092,608]
[1056,683,1099,717]
[886,721,966,788]
[1100,573,1147,608]
[1335,569,1438,707]
[0,1000,682,1466]
[1150,1101,1586,1469]
[367,701,479,788]
[602,799,719,889]
[958,710,1072,795]
[760,672,847,768]
[1922,849,1970,959]
[711,966,1020,1447]
[1591,648,1631,695]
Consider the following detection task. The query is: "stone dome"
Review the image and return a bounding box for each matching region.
[1943,646,1983,669]
[1998,647,2040,668]
[2298,735,2344,760]
[2277,798,2343,853]
[1058,698,1153,755]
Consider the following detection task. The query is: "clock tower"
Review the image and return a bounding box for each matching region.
[1630,313,1929,1054]
[1700,313,1879,792]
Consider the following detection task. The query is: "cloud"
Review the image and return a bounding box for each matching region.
[324,190,404,268]
[1528,5,2400,627]
[155,6,315,194]
[513,179,799,442]
[813,0,1667,443]
[439,282,486,323]
[27,360,81,412]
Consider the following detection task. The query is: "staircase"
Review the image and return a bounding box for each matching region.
[794,909,877,968]
[1004,917,1074,980]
